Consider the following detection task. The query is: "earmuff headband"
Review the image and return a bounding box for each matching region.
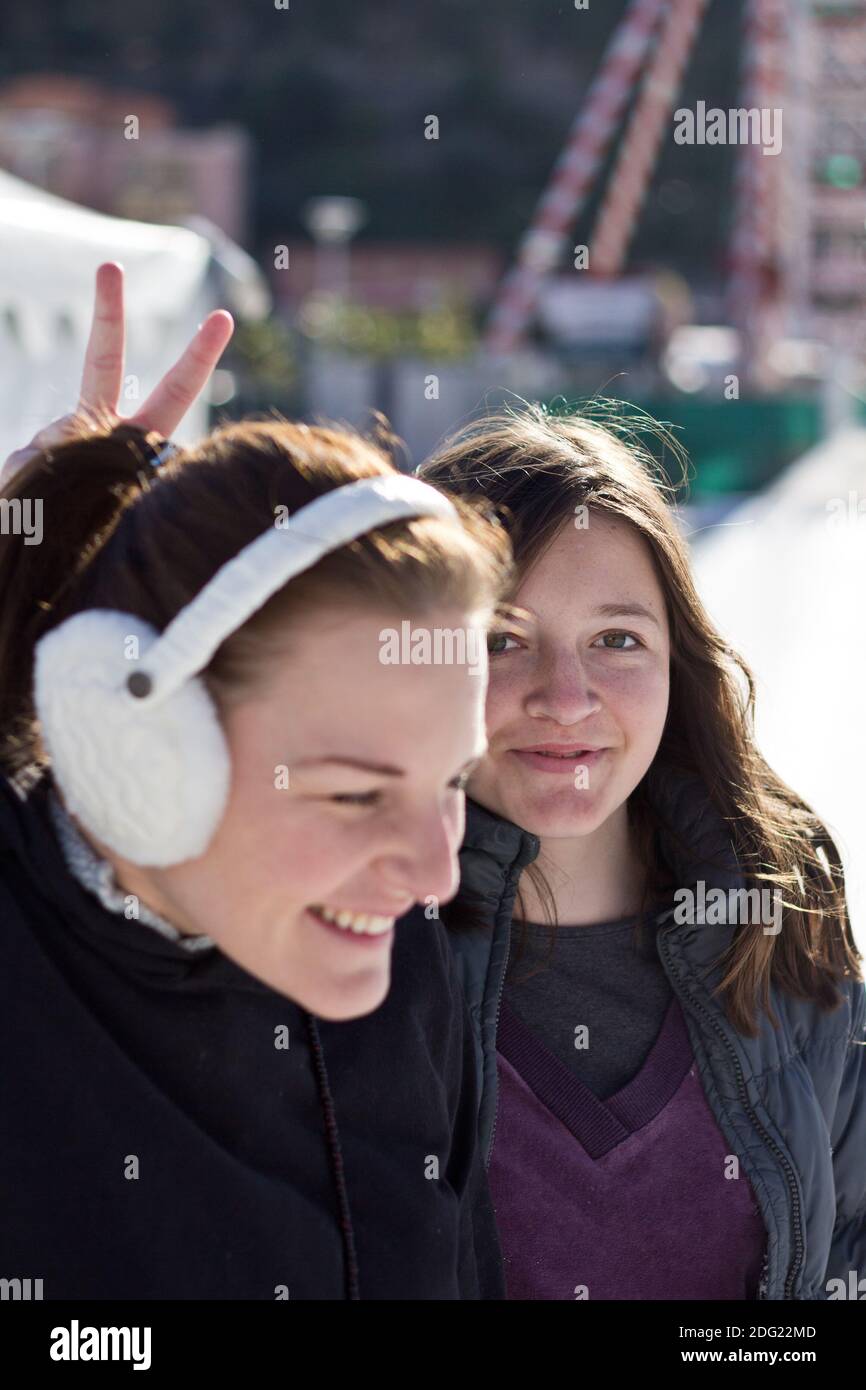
[125,474,458,705]
[33,470,462,866]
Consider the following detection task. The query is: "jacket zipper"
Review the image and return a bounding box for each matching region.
[483,830,540,1168]
[485,905,513,1168]
[656,927,804,1300]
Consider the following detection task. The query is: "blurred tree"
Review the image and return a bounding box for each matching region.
[297,293,477,360]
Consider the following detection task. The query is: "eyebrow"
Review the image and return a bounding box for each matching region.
[512,602,661,629]
[592,603,661,628]
[290,753,485,777]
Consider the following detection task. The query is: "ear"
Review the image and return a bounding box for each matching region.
[34,610,231,867]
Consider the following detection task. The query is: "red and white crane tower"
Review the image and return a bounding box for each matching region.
[484,0,859,388]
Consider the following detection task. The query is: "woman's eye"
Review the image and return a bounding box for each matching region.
[487,631,520,654]
[330,773,470,806]
[329,791,381,807]
[594,631,640,650]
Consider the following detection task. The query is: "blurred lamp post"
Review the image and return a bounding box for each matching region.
[301,196,367,303]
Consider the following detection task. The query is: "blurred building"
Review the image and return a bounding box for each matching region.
[0,75,249,244]
[805,2,866,357]
[270,242,504,314]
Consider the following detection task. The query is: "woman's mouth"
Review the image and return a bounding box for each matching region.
[306,904,396,944]
[509,746,608,775]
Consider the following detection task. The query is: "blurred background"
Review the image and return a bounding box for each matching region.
[0,0,863,940]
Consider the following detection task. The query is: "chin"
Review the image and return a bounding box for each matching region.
[297,970,392,1022]
[525,802,612,839]
[500,781,617,839]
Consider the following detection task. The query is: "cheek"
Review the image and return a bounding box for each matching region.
[211,780,361,904]
[484,665,522,733]
[598,659,669,735]
[259,809,368,901]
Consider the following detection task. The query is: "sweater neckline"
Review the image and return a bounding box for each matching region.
[497,992,693,1159]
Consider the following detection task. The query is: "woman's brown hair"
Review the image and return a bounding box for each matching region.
[0,409,513,777]
[418,398,862,1036]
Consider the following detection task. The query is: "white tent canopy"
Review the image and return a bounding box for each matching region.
[0,169,266,460]
[691,427,866,948]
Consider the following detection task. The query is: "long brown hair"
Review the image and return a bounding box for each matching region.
[0,410,513,778]
[418,399,861,1036]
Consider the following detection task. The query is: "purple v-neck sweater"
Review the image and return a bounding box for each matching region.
[488,994,767,1300]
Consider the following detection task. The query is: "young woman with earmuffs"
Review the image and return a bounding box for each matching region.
[0,264,511,1300]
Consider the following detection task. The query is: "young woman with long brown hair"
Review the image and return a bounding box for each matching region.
[409,402,866,1301]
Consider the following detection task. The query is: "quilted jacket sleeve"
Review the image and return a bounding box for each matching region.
[824,978,866,1293]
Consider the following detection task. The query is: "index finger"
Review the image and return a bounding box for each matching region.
[78,262,126,412]
[130,310,235,438]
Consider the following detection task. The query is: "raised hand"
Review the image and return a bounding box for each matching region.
[1,262,234,486]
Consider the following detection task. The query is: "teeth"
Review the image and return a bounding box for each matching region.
[312,905,395,936]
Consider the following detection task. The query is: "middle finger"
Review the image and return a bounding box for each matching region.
[130,310,235,438]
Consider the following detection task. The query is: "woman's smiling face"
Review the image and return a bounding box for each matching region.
[468,511,670,838]
[102,603,489,1021]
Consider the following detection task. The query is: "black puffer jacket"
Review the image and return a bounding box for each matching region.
[400,766,866,1301]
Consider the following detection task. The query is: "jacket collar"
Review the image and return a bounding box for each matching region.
[459,797,540,916]
[47,788,215,954]
[0,767,263,991]
[643,762,743,896]
[463,795,540,866]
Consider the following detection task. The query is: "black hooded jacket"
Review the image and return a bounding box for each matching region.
[0,768,504,1300]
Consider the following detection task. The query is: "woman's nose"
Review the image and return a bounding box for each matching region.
[376,809,461,911]
[524,652,602,724]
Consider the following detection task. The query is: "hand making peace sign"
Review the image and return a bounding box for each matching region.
[0,262,235,486]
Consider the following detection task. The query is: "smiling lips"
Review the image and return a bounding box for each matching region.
[509,743,609,775]
[308,904,396,939]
